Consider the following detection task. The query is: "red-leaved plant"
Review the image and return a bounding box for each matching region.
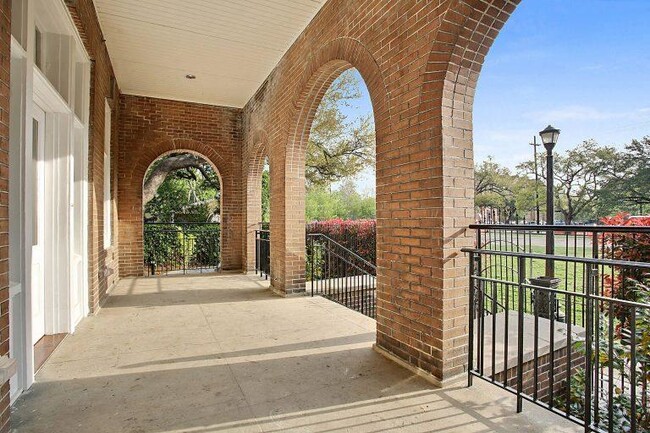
[600,213,650,325]
[307,219,376,265]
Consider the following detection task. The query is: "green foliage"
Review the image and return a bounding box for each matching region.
[513,139,648,223]
[144,154,221,223]
[598,137,650,216]
[557,219,650,431]
[475,156,542,222]
[552,140,618,223]
[261,168,270,223]
[306,181,375,221]
[144,224,220,271]
[306,69,375,188]
[188,224,221,267]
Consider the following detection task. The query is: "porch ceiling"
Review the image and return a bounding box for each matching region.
[94,0,328,107]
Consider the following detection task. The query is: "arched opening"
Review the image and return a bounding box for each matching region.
[244,131,269,273]
[261,157,270,227]
[272,38,388,297]
[142,151,223,276]
[303,68,377,316]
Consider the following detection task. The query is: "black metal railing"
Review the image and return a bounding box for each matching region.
[464,224,650,432]
[144,222,221,276]
[472,224,650,327]
[307,233,376,318]
[255,229,270,279]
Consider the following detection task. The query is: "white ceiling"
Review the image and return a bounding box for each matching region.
[94,0,328,107]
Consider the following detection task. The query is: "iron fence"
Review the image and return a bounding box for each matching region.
[255,229,270,279]
[464,224,650,432]
[307,233,376,318]
[144,222,220,276]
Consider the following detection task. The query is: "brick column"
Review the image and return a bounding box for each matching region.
[242,132,268,272]
[242,0,519,383]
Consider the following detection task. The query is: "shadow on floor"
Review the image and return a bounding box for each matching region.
[12,346,558,433]
[119,332,376,370]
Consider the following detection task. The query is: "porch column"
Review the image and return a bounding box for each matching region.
[268,150,306,296]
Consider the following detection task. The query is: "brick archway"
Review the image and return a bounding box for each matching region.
[270,37,389,294]
[373,0,521,383]
[243,130,269,271]
[119,137,238,276]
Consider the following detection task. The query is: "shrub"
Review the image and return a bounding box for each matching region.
[558,213,650,430]
[306,218,376,265]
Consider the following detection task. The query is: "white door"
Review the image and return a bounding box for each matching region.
[31,106,46,345]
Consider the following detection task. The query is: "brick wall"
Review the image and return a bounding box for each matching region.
[117,95,243,276]
[242,0,520,383]
[495,346,586,405]
[0,1,9,430]
[67,0,121,312]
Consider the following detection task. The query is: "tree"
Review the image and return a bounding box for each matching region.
[598,137,650,215]
[306,70,375,187]
[143,153,221,222]
[261,168,270,222]
[474,157,537,222]
[143,153,219,206]
[518,140,617,224]
[306,181,376,221]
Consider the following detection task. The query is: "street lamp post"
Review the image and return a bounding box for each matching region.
[539,125,560,277]
[530,125,561,320]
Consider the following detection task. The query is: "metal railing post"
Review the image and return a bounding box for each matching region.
[517,255,526,413]
[468,251,475,388]
[310,235,315,296]
[584,265,595,432]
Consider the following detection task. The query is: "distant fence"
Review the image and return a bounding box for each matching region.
[144,222,221,276]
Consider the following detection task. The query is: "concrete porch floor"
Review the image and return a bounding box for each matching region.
[12,274,580,433]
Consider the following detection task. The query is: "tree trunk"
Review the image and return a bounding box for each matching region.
[143,154,213,206]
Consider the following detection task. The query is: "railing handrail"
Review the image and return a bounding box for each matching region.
[462,247,650,270]
[470,223,650,234]
[308,232,376,272]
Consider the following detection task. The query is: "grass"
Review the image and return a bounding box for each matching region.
[478,240,610,328]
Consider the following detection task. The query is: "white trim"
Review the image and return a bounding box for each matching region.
[103,99,112,249]
[10,36,27,60]
[32,66,71,114]
[8,0,92,402]
[58,0,91,63]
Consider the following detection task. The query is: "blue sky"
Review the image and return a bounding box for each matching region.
[339,0,650,192]
[474,0,650,169]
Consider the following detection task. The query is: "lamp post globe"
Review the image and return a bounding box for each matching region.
[539,125,560,151]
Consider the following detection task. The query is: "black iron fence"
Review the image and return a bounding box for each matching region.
[255,229,270,279]
[464,224,650,432]
[307,233,376,318]
[144,222,221,276]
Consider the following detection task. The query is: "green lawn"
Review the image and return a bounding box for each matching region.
[478,242,612,327]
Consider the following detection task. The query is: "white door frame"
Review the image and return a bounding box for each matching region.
[30,104,46,346]
[9,0,91,398]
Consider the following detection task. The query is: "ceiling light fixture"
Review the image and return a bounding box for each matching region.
[185,74,196,80]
